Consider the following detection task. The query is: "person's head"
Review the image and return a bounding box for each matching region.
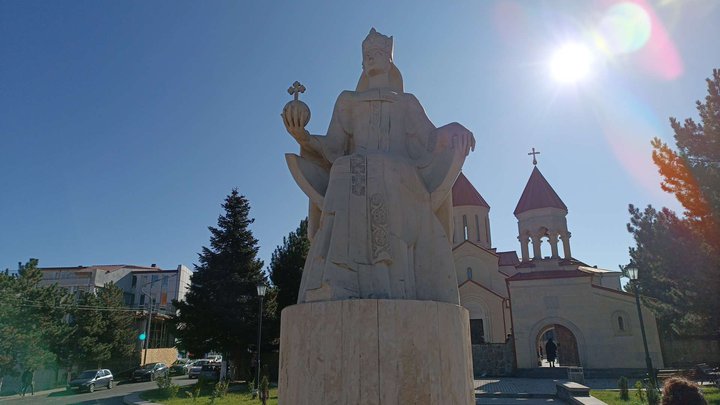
[356,28,404,92]
[361,28,393,77]
[662,377,707,405]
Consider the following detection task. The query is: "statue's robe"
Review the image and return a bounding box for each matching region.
[286,88,466,304]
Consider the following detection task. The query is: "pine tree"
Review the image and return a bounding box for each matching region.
[269,219,309,314]
[96,284,138,370]
[173,189,268,360]
[628,69,720,336]
[652,68,720,247]
[0,260,74,383]
[65,282,139,370]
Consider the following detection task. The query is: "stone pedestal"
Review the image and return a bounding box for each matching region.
[279,299,474,405]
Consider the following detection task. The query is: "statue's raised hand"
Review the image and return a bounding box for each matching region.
[436,122,475,156]
[282,81,311,145]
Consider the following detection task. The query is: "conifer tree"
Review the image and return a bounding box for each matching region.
[66,283,137,369]
[628,69,720,336]
[269,219,309,314]
[174,189,268,360]
[0,260,74,383]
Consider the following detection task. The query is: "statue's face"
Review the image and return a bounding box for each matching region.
[362,48,391,77]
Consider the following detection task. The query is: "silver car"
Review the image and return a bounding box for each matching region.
[188,359,211,379]
[67,369,113,393]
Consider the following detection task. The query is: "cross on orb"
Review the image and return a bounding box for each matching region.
[528,148,540,166]
[288,81,306,101]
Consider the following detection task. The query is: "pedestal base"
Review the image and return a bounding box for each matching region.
[279,299,474,404]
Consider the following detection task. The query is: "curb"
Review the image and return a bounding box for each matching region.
[123,392,158,405]
[475,393,556,399]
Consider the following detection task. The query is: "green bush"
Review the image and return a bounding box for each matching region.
[618,376,629,401]
[635,381,646,403]
[155,375,179,399]
[646,381,660,405]
[260,375,270,403]
[212,380,229,399]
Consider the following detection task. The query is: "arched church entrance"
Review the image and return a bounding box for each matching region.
[535,324,580,367]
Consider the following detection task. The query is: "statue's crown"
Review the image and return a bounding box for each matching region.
[362,28,393,59]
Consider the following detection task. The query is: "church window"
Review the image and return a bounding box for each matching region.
[470,319,485,344]
[475,215,481,242]
[612,310,631,335]
[131,275,137,288]
[462,215,468,240]
[466,267,473,280]
[485,217,490,244]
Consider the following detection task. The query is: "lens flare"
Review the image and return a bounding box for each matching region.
[599,2,652,54]
[550,43,593,83]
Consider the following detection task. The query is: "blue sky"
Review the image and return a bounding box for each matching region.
[1,0,718,275]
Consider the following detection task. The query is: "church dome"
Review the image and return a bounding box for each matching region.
[513,167,567,215]
[452,173,490,208]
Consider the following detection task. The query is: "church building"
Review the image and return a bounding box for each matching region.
[451,159,664,371]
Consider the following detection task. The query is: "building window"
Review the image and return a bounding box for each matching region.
[463,215,469,241]
[139,295,145,306]
[612,310,631,336]
[470,319,485,344]
[485,217,490,244]
[131,276,137,288]
[475,215,481,242]
[466,267,473,281]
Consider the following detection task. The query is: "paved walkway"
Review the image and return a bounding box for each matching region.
[0,387,67,402]
[475,378,630,395]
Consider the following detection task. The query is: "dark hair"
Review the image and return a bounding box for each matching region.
[661,377,707,405]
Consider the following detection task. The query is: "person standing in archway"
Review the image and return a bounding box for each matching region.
[545,338,557,368]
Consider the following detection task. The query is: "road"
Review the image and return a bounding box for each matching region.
[0,376,196,405]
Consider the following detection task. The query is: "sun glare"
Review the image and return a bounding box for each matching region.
[550,43,593,84]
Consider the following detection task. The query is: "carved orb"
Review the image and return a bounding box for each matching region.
[283,99,311,128]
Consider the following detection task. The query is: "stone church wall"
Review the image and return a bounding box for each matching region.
[660,336,720,367]
[471,341,514,376]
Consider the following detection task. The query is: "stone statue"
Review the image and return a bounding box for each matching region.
[283,28,475,305]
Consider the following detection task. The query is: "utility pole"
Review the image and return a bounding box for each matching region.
[143,284,154,365]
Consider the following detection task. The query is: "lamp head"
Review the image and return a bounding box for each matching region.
[626,266,639,281]
[256,284,267,297]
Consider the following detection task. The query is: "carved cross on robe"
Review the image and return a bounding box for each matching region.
[288,81,306,101]
[528,147,541,166]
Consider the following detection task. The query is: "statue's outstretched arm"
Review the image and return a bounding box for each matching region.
[405,95,475,208]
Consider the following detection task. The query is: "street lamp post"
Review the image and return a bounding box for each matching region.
[626,266,656,387]
[255,283,267,396]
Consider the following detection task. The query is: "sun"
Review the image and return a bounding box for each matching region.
[550,43,593,83]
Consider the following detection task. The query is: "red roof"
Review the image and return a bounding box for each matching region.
[506,269,589,281]
[39,264,164,272]
[497,251,520,266]
[452,172,490,208]
[514,167,567,215]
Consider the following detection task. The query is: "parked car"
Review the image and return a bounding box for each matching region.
[170,359,193,375]
[132,362,169,382]
[67,369,113,393]
[188,359,212,379]
[199,363,221,382]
